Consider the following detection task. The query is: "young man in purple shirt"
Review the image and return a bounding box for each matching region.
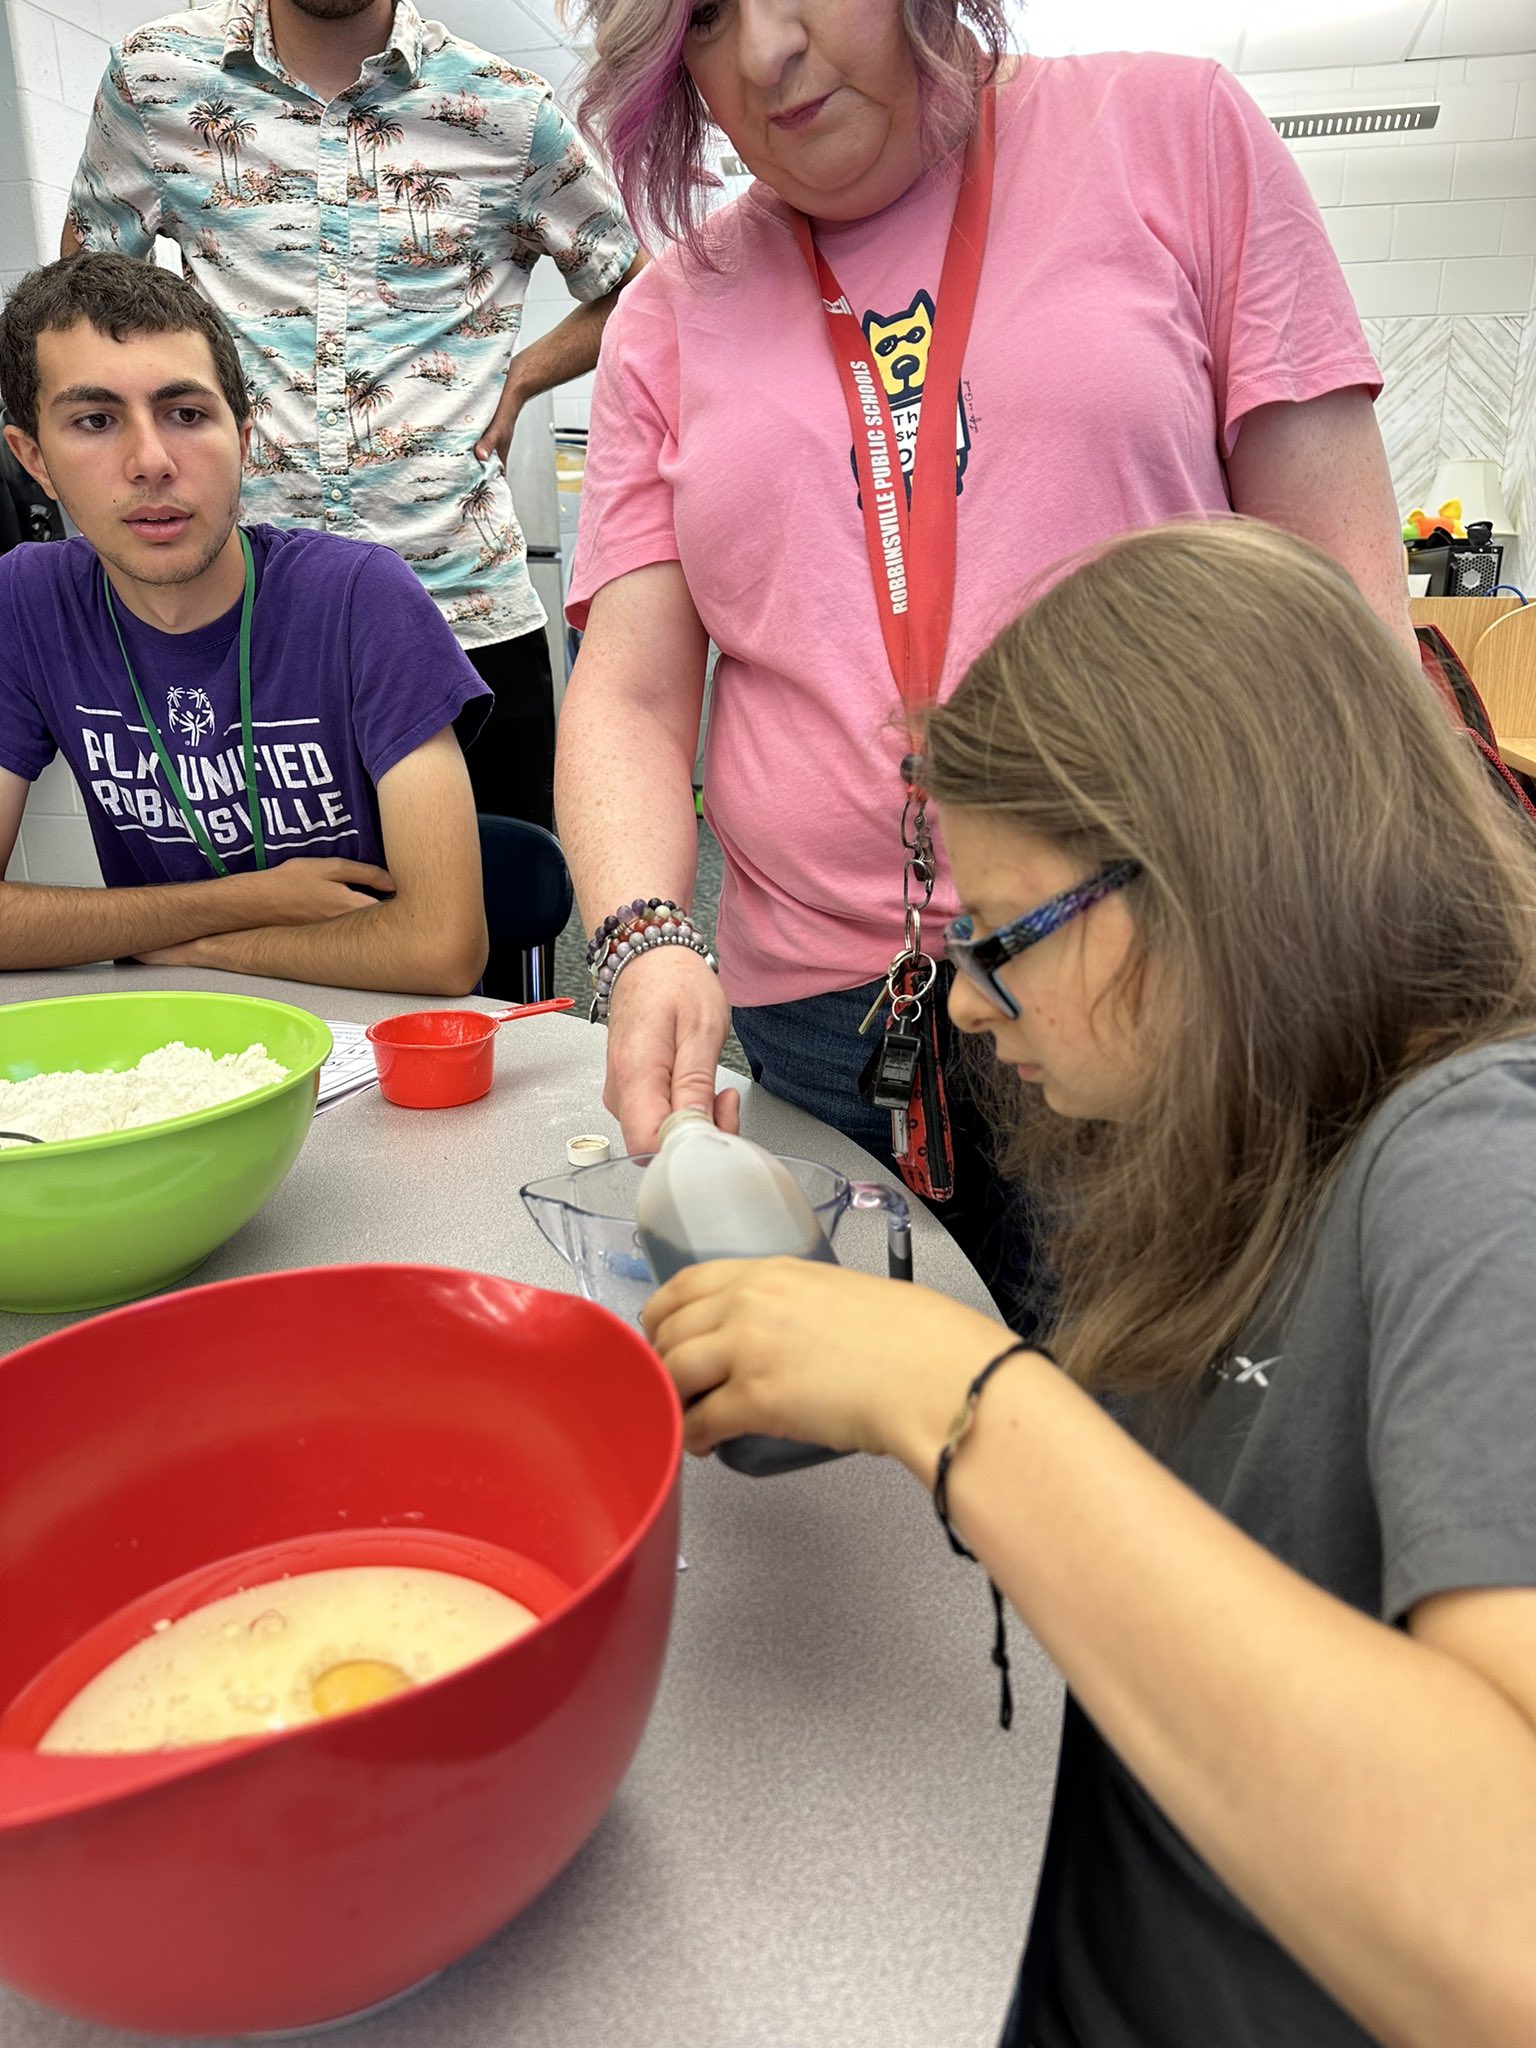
[0,254,490,995]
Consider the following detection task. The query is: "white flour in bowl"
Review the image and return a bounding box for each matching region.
[0,1042,289,1147]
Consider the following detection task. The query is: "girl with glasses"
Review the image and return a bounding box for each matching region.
[646,519,1536,2046]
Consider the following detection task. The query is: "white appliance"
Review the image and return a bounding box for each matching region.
[505,391,575,707]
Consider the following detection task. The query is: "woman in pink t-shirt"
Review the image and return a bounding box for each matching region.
[556,0,1411,1329]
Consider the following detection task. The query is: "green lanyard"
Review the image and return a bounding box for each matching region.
[102,527,267,877]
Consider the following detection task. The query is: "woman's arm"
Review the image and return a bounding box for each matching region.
[1227,388,1418,660]
[648,1258,1536,2048]
[554,563,738,1150]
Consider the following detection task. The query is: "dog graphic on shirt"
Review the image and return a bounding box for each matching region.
[858,289,972,499]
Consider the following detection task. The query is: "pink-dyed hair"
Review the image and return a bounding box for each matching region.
[564,0,1009,258]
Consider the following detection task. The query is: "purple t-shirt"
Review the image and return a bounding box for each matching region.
[0,525,490,885]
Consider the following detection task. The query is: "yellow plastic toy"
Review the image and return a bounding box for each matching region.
[1402,499,1465,543]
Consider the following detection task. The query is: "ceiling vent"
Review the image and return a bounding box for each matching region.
[1269,102,1440,140]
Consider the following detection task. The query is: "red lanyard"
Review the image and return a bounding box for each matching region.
[791,86,996,771]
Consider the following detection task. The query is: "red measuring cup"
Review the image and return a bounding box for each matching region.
[364,999,573,1109]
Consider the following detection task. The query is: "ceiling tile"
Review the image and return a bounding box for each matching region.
[437,0,536,52]
[1412,0,1536,60]
[1005,1,1241,67]
[1009,2,1535,79]
[500,0,571,44]
[1241,1,1428,74]
[1408,0,1450,61]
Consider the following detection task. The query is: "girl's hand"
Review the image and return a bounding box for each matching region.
[642,1257,1013,1471]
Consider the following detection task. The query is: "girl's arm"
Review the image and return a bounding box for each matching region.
[929,1352,1536,2048]
[648,1258,1536,2048]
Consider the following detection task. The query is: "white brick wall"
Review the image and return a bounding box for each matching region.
[1505,200,1536,256]
[1247,45,1533,582]
[2,754,101,887]
[1247,56,1536,315]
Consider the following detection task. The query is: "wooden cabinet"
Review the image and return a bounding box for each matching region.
[1409,596,1524,655]
[1411,597,1536,776]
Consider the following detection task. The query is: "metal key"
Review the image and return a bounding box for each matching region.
[858,979,894,1036]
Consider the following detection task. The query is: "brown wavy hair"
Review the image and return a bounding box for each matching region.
[923,520,1536,1393]
[564,0,1008,258]
[0,254,250,440]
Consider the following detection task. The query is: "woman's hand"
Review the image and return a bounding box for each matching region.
[605,944,740,1153]
[643,1257,1012,1471]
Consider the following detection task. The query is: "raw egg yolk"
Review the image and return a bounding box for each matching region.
[310,1659,413,1718]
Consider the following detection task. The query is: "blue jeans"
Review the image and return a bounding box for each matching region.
[732,973,1049,1341]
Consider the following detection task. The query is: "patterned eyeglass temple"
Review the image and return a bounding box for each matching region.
[944,860,1142,1016]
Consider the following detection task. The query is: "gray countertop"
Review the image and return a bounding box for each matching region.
[0,967,1062,2048]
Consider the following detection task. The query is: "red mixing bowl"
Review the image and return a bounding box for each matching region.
[0,1264,681,2036]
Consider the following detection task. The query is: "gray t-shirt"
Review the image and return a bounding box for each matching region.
[1007,1036,1536,2048]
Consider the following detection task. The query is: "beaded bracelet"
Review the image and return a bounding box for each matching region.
[591,928,716,1022]
[585,896,690,972]
[587,897,717,1023]
[933,1339,1044,1731]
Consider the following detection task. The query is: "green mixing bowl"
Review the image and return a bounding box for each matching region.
[0,991,332,1314]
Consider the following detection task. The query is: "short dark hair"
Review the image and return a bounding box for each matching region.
[0,253,250,439]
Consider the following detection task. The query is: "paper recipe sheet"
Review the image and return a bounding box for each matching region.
[315,1022,380,1114]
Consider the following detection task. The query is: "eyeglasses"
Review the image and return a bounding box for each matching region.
[943,860,1142,1019]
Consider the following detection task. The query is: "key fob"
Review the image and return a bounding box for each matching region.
[867,1027,922,1110]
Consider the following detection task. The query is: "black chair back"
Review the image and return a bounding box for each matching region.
[476,814,574,1004]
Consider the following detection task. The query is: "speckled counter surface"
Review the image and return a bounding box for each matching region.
[0,968,1063,2048]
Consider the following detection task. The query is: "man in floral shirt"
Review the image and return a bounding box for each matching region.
[64,0,644,832]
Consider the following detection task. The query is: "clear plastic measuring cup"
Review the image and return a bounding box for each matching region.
[520,1152,913,1330]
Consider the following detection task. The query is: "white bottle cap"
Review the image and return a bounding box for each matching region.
[566,1133,612,1166]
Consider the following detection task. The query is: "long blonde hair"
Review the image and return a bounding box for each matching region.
[924,521,1536,1393]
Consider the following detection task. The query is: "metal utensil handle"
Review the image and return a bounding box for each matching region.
[848,1180,914,1284]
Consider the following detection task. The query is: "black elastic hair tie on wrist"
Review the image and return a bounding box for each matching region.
[932,1339,1051,1731]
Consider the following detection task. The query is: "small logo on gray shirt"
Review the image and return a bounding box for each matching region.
[1207,1352,1279,1387]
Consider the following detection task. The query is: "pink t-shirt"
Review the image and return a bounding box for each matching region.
[569,53,1380,1007]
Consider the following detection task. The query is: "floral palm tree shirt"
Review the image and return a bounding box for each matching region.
[69,0,639,648]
